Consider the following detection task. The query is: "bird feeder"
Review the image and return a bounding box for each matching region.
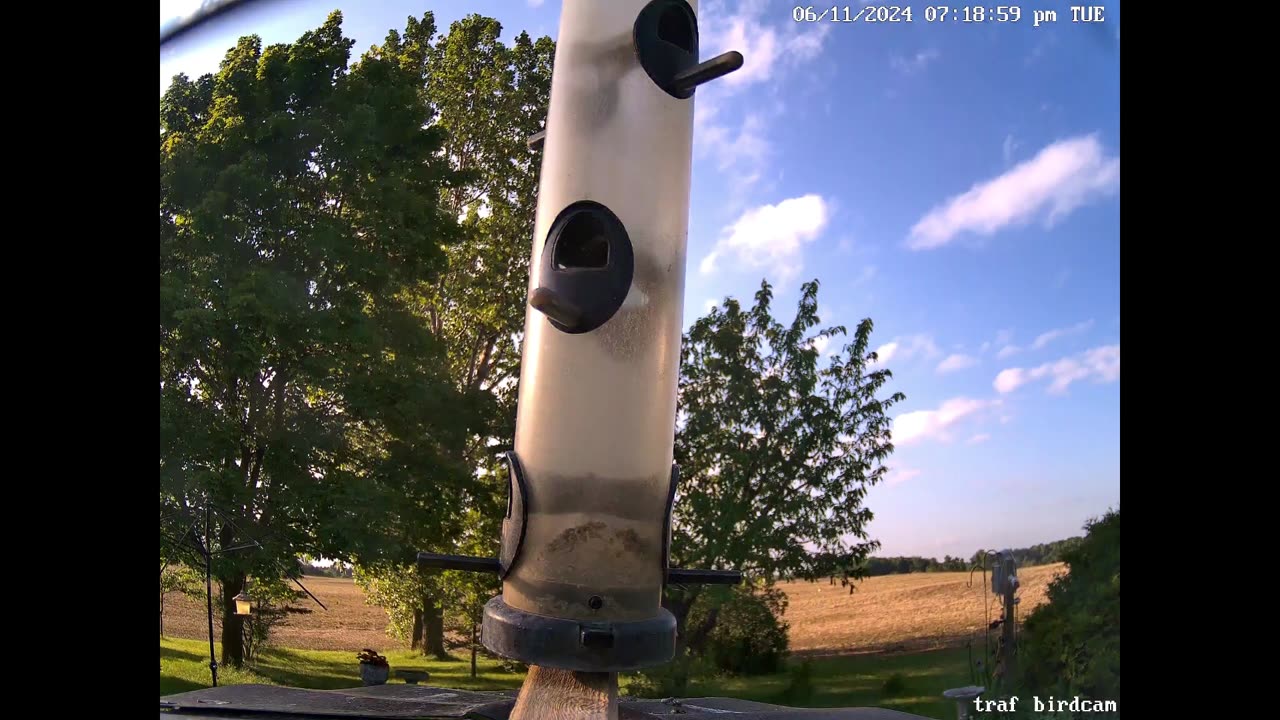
[417,0,745,673]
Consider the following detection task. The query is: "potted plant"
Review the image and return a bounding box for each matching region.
[357,649,390,686]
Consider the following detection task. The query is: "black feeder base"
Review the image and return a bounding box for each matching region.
[481,595,676,672]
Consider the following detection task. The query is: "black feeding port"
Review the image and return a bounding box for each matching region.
[529,201,635,335]
[634,0,743,99]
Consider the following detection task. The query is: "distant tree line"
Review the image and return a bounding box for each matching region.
[804,536,1082,585]
[864,555,969,575]
[297,559,353,579]
[968,537,1083,570]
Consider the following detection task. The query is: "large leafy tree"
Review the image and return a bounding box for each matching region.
[353,14,554,659]
[159,11,484,667]
[663,280,904,690]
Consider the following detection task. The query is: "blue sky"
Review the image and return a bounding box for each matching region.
[160,0,1120,559]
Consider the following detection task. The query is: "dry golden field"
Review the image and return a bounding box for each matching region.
[781,563,1065,655]
[161,576,409,652]
[161,564,1065,655]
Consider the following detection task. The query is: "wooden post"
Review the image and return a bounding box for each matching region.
[509,665,618,720]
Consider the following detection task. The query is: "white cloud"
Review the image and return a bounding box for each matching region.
[936,353,978,375]
[993,368,1027,394]
[808,333,839,356]
[967,433,991,445]
[887,466,922,486]
[1002,134,1020,164]
[701,0,831,91]
[719,16,779,88]
[891,48,940,75]
[696,104,769,174]
[994,344,1120,395]
[984,329,1015,356]
[526,0,545,6]
[997,345,1021,359]
[700,194,830,279]
[894,397,995,446]
[691,1,830,204]
[872,334,939,366]
[1031,319,1094,350]
[907,134,1120,250]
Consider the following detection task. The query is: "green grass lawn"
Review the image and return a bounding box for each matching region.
[161,637,973,718]
[160,637,524,697]
[674,647,976,719]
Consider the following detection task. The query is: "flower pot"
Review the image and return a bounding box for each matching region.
[360,663,390,686]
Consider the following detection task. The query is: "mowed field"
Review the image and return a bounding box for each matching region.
[162,564,1065,654]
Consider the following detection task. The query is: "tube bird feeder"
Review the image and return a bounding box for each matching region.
[418,0,744,674]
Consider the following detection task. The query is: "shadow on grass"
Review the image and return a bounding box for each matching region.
[671,645,973,718]
[160,675,205,695]
[246,647,524,692]
[253,668,359,690]
[160,644,205,662]
[423,675,523,692]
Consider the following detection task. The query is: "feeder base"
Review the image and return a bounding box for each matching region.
[481,595,676,672]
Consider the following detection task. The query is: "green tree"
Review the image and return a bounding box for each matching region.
[160,562,202,636]
[160,11,483,668]
[353,13,554,659]
[353,562,434,648]
[1013,509,1120,710]
[240,576,306,664]
[662,279,904,691]
[439,483,504,677]
[698,581,791,675]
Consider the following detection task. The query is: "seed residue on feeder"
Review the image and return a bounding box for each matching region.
[546,521,607,553]
[545,521,648,559]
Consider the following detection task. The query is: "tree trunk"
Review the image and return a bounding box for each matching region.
[416,608,428,655]
[470,616,478,678]
[425,597,449,660]
[661,587,703,696]
[411,609,424,651]
[220,573,247,668]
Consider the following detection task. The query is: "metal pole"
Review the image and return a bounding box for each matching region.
[1001,583,1016,682]
[205,502,218,687]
